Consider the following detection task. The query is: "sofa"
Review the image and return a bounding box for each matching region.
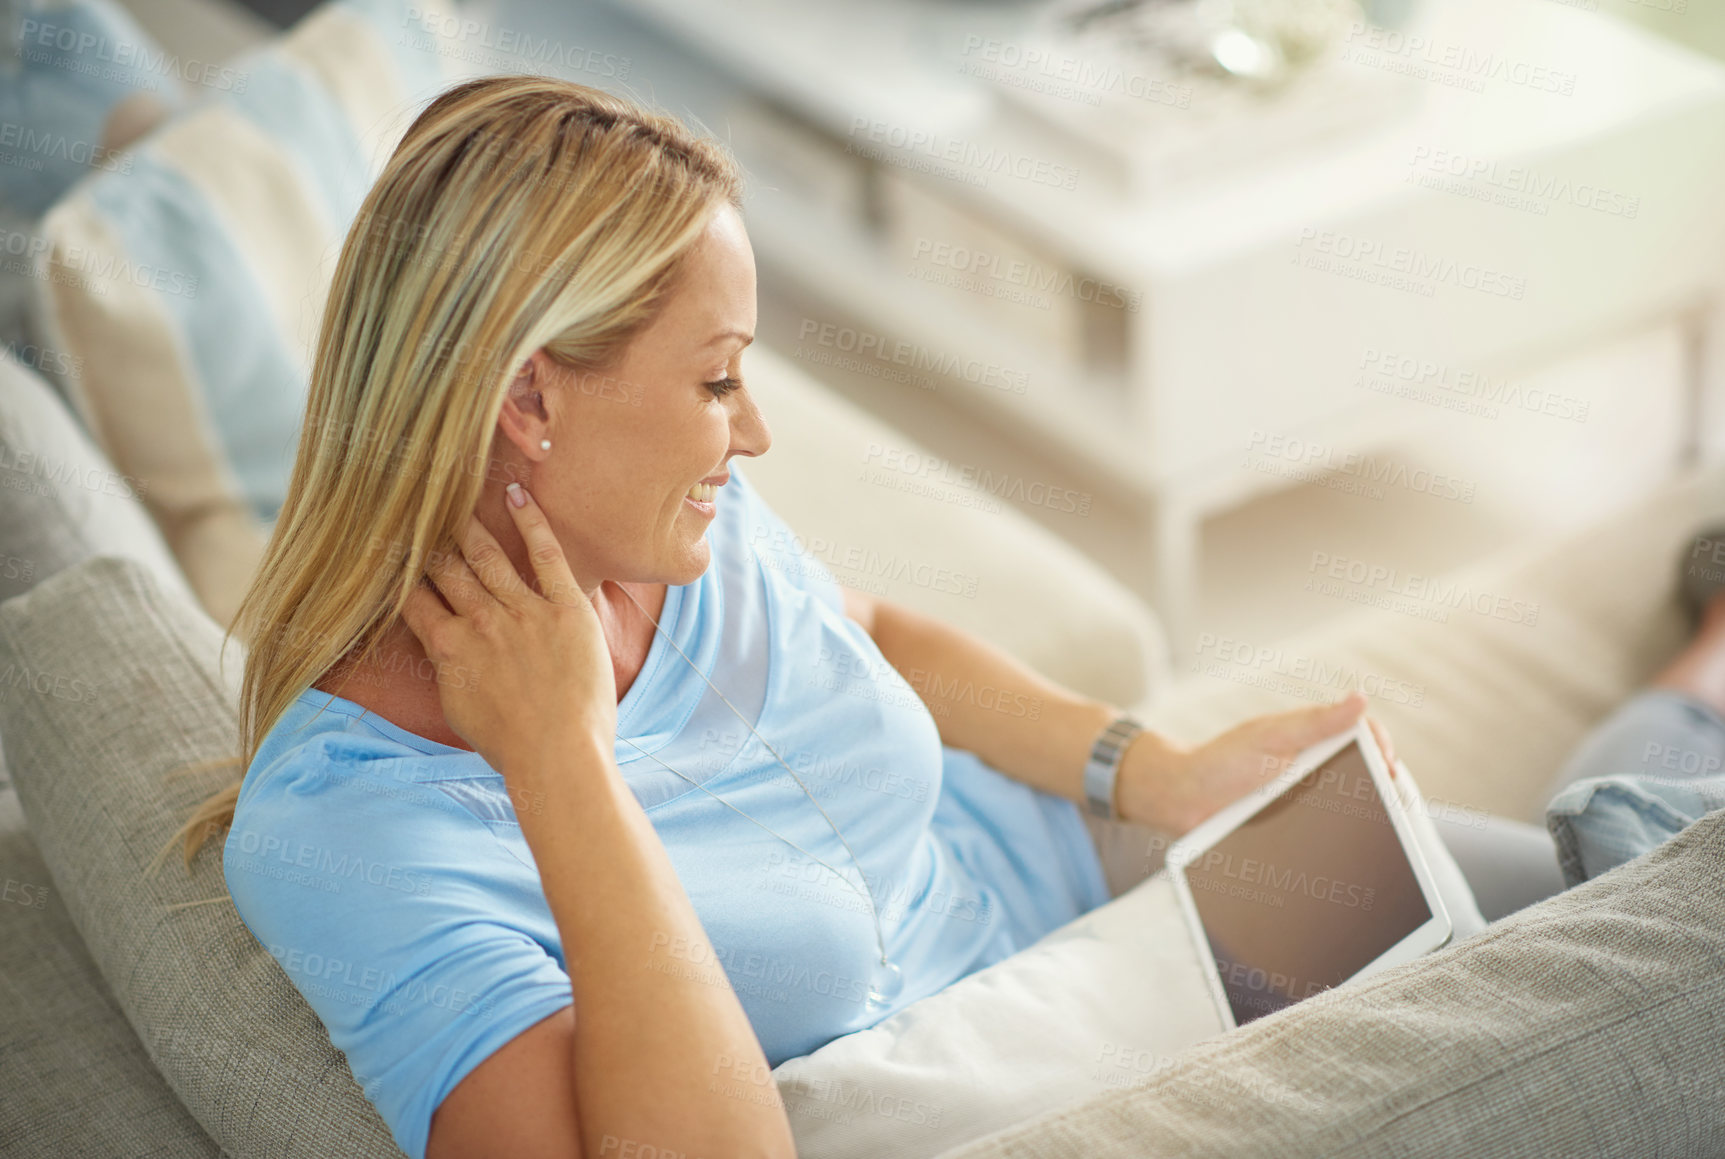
[3,0,1725,1156]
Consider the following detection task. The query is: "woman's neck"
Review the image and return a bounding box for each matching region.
[312,580,667,751]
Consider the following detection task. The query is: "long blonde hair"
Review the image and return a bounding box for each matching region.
[168,75,742,868]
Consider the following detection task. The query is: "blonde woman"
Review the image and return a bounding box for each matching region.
[183,76,1406,1159]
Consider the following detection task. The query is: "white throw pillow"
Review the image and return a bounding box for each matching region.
[772,767,1487,1159]
[770,867,1226,1159]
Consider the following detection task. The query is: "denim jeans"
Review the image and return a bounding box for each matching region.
[1435,688,1725,921]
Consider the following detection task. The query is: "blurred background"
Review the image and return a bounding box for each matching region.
[21,0,1725,655]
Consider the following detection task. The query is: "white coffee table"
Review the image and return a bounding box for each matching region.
[473,0,1725,651]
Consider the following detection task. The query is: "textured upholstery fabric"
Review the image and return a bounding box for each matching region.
[0,556,406,1158]
[0,346,190,606]
[0,785,221,1158]
[0,343,206,1158]
[0,345,205,1157]
[30,0,471,625]
[933,804,1725,1159]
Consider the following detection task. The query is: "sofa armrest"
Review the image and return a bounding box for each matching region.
[933,802,1725,1159]
[740,344,1171,712]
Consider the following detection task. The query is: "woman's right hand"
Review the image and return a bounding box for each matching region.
[400,481,617,770]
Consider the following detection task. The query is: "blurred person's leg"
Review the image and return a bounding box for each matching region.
[1437,590,1725,922]
[1431,810,1566,923]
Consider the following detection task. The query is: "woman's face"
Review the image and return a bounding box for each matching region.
[496,202,769,592]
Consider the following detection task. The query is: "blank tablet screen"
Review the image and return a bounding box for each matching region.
[1181,740,1430,1026]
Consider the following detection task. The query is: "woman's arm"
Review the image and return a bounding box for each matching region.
[411,494,795,1159]
[843,585,1391,836]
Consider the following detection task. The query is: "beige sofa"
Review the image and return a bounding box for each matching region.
[5,0,1725,1154]
[7,330,1725,1158]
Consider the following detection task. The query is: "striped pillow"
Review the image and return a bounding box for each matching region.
[31,0,474,626]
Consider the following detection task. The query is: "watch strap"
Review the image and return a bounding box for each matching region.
[1083,714,1144,820]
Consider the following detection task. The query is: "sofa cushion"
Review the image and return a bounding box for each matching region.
[0,345,189,605]
[0,784,222,1158]
[772,867,1225,1159]
[1142,460,1724,825]
[0,0,187,216]
[934,805,1725,1158]
[0,555,405,1157]
[29,0,471,625]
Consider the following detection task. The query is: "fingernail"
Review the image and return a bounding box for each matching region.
[506,482,527,509]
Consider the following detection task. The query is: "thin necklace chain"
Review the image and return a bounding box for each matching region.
[611,583,892,970]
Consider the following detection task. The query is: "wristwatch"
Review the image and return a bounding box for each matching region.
[1083,714,1144,820]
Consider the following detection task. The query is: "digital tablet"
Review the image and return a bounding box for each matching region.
[1165,720,1454,1029]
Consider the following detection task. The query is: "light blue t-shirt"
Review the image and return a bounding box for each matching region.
[223,461,1110,1159]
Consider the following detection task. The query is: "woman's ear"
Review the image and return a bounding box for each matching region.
[496,351,553,463]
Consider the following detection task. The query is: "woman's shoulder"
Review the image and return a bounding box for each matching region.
[226,693,501,893]
[239,694,467,807]
[221,696,569,1159]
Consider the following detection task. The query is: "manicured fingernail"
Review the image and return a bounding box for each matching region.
[506,482,527,508]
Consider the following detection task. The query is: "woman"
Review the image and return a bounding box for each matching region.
[168,74,1393,1159]
[173,74,1703,1159]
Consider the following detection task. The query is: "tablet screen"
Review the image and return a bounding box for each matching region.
[1181,739,1430,1026]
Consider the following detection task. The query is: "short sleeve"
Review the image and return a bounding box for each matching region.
[224,738,574,1159]
[725,461,844,614]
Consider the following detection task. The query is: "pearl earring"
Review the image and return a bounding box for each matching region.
[539,439,551,452]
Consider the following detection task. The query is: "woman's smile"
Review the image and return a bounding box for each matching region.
[683,474,727,518]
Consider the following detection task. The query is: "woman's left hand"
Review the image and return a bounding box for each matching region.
[1117,692,1397,836]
